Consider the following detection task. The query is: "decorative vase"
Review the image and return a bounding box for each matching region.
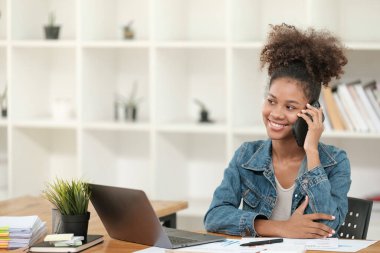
[44,26,61,39]
[61,212,90,239]
[51,209,63,234]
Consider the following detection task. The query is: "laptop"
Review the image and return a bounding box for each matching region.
[89,183,225,249]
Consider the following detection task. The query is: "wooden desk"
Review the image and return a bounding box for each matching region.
[0,196,188,252]
[1,196,379,252]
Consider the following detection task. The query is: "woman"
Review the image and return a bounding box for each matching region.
[204,24,351,239]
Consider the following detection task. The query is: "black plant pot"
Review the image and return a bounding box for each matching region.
[61,212,90,239]
[44,26,61,39]
[199,110,212,123]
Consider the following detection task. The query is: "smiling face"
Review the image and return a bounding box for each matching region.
[262,77,308,142]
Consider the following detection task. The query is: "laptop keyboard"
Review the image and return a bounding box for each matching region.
[168,236,198,245]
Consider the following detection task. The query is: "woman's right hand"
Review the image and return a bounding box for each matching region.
[281,196,336,238]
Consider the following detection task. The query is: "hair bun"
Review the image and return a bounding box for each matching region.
[260,23,347,87]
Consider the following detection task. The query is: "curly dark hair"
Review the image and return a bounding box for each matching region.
[260,23,347,102]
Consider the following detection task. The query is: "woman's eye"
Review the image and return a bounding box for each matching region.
[267,99,275,105]
[287,105,296,110]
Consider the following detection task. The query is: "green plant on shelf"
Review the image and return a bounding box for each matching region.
[47,11,56,27]
[44,11,61,39]
[126,80,143,108]
[193,98,213,123]
[114,81,143,122]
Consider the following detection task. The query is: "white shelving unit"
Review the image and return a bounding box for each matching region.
[1,0,380,237]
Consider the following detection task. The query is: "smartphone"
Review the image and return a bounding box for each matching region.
[292,101,324,147]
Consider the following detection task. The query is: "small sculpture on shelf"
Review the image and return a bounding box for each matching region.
[44,11,61,40]
[0,85,7,118]
[123,20,135,40]
[114,81,142,122]
[193,98,213,123]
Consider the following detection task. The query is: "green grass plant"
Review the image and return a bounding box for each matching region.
[43,178,91,215]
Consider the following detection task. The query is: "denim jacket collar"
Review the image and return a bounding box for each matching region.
[241,139,337,172]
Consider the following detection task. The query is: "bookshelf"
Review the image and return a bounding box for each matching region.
[1,0,380,238]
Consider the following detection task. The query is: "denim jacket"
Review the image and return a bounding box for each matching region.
[204,139,351,237]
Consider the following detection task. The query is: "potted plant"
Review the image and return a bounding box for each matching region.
[125,81,143,121]
[44,11,61,39]
[123,20,135,40]
[0,85,7,118]
[43,178,91,238]
[193,98,213,123]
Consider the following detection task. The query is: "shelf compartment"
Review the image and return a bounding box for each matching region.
[337,0,380,42]
[308,0,380,42]
[344,50,380,82]
[0,46,7,120]
[0,0,7,40]
[155,41,226,49]
[82,41,150,48]
[155,132,226,204]
[82,121,151,132]
[82,47,150,123]
[0,127,7,198]
[11,47,77,121]
[11,0,76,40]
[11,40,76,48]
[230,0,307,41]
[155,48,226,124]
[81,0,149,41]
[12,119,77,129]
[11,127,77,197]
[156,122,227,134]
[231,48,267,127]
[154,0,226,41]
[81,129,151,192]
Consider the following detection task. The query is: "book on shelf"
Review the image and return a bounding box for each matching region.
[318,92,332,131]
[353,81,380,132]
[336,81,369,132]
[29,234,104,253]
[331,85,354,131]
[321,86,346,130]
[346,81,377,132]
[363,80,380,119]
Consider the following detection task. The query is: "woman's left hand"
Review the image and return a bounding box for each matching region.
[297,103,324,152]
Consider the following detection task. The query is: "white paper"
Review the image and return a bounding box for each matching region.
[136,237,378,253]
[136,239,305,253]
[241,237,378,252]
[0,216,39,233]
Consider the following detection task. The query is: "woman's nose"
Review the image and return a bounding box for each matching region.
[270,106,285,119]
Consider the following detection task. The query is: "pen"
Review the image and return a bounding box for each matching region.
[240,238,284,247]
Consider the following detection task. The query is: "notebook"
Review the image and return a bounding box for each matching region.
[89,183,225,249]
[29,234,104,252]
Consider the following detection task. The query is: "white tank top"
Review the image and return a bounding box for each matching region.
[270,176,295,221]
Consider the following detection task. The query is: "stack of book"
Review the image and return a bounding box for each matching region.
[321,80,380,132]
[0,216,47,249]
